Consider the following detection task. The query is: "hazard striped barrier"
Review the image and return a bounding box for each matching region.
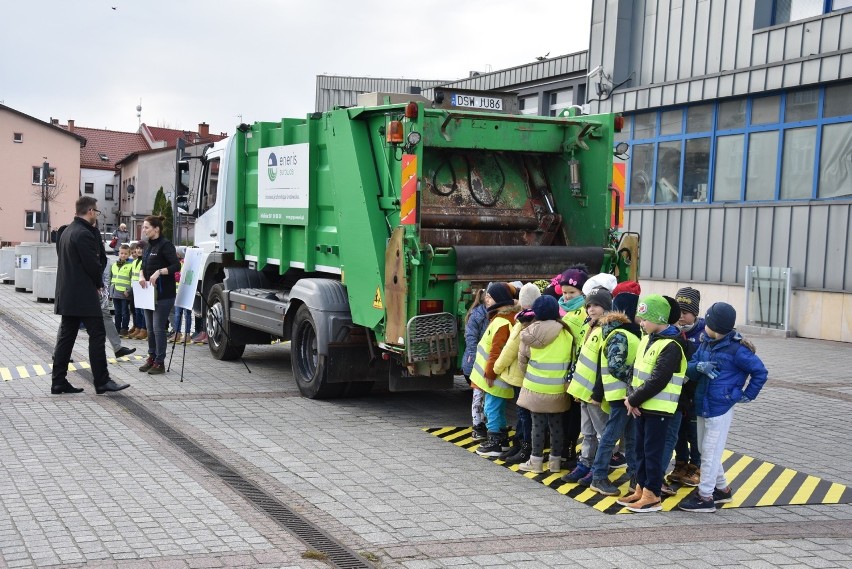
[425,426,852,514]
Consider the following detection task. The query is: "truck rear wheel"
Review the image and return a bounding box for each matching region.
[291,304,344,399]
[207,284,246,361]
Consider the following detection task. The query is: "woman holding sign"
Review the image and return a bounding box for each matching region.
[137,215,180,375]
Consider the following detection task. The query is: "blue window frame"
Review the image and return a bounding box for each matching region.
[624,81,852,205]
[772,0,852,25]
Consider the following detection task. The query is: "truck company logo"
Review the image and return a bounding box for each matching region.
[267,153,277,182]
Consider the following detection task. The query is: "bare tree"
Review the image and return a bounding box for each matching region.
[32,168,67,243]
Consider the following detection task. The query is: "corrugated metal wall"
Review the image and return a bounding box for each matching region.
[589,0,852,114]
[315,76,450,112]
[624,202,852,290]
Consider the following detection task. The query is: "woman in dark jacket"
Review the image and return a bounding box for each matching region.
[137,215,181,374]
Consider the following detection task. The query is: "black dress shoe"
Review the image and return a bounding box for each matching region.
[51,383,84,395]
[114,346,136,357]
[95,380,130,394]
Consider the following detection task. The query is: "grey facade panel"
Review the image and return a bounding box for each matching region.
[752,30,768,66]
[844,12,852,49]
[692,0,710,77]
[844,52,852,78]
[802,59,821,83]
[665,210,681,280]
[667,1,683,80]
[750,68,767,91]
[721,207,741,283]
[770,206,791,268]
[821,55,842,82]
[806,206,830,289]
[803,18,823,56]
[691,214,709,281]
[706,208,725,282]
[720,0,739,74]
[677,208,696,279]
[789,207,811,288]
[784,24,804,61]
[625,203,852,291]
[766,65,784,90]
[675,82,689,104]
[705,0,724,75]
[825,206,850,291]
[733,71,750,95]
[642,2,657,85]
[737,207,758,282]
[783,62,802,88]
[821,15,841,52]
[655,0,672,85]
[767,28,786,65]
[680,0,697,78]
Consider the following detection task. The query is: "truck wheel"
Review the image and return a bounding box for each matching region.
[207,284,245,361]
[291,304,343,399]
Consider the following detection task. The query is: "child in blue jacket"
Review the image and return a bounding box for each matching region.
[679,302,768,513]
[463,288,489,441]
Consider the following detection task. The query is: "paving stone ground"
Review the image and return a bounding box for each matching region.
[0,282,851,568]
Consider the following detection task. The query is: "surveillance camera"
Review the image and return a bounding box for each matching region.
[587,65,603,78]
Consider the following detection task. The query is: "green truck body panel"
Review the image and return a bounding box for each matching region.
[225,100,618,373]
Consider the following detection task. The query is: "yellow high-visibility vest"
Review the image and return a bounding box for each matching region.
[522,329,573,395]
[631,335,686,414]
[567,325,602,402]
[110,261,132,292]
[470,317,515,399]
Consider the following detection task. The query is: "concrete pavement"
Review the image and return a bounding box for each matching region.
[0,281,851,568]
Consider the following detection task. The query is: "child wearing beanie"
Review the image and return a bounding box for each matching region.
[470,283,520,457]
[618,294,689,513]
[492,283,540,464]
[463,288,490,442]
[666,286,706,489]
[516,296,573,474]
[562,287,614,485]
[558,265,590,465]
[679,303,768,513]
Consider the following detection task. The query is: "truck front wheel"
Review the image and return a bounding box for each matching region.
[291,304,344,399]
[207,284,246,361]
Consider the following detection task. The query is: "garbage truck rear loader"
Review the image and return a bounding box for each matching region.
[188,91,634,398]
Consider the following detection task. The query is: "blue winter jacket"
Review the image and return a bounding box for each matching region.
[687,331,768,418]
[462,304,489,376]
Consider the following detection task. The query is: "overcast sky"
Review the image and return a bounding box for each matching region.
[1,0,592,136]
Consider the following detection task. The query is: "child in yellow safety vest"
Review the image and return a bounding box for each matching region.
[588,292,642,497]
[618,294,688,513]
[557,265,589,467]
[516,295,573,474]
[108,244,133,335]
[561,287,613,485]
[470,282,520,457]
[128,242,147,340]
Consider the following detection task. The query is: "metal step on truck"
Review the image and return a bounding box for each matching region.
[181,88,638,398]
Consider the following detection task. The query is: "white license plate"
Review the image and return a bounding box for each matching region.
[450,94,503,111]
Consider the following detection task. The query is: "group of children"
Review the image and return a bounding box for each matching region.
[105,242,205,345]
[463,266,769,514]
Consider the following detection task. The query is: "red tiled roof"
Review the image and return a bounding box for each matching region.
[67,126,150,170]
[142,124,227,148]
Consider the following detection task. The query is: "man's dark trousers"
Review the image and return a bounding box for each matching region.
[52,315,110,389]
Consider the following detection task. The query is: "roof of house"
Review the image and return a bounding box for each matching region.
[65,126,149,170]
[140,124,227,149]
[0,104,87,146]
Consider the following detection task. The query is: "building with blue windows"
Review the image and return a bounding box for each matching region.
[316,1,851,342]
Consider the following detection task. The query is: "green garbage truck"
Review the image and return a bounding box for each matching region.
[185,89,636,398]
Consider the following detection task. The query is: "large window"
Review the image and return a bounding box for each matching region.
[625,81,852,205]
[518,95,539,116]
[773,0,852,24]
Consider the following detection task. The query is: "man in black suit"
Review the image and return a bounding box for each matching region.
[51,196,129,395]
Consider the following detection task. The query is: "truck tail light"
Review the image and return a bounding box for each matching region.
[405,102,418,119]
[614,115,624,132]
[387,120,404,144]
[418,299,444,314]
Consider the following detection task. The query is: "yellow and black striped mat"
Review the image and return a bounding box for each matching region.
[425,426,852,514]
